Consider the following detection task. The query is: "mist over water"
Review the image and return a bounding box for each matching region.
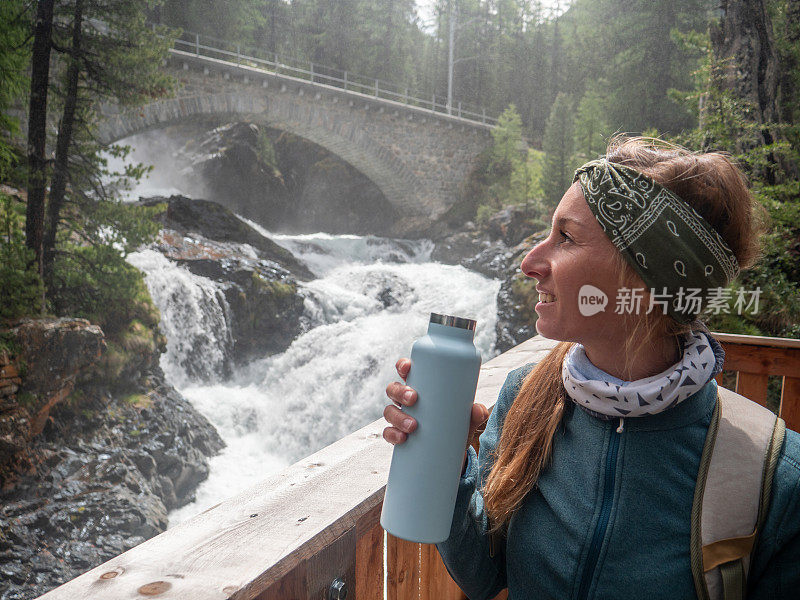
[103,128,211,202]
[120,132,501,527]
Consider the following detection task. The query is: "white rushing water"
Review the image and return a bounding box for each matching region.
[128,223,501,526]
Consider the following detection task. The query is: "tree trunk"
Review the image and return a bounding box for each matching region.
[43,0,84,287]
[778,0,800,124]
[25,0,55,293]
[709,0,778,128]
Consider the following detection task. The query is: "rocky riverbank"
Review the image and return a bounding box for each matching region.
[0,320,223,600]
[431,205,547,352]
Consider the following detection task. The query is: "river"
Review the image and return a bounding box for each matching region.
[118,140,502,527]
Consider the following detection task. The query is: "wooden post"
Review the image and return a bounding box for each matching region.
[735,372,769,406]
[780,377,800,432]
[195,32,199,56]
[355,504,384,600]
[387,534,421,600]
[420,544,465,600]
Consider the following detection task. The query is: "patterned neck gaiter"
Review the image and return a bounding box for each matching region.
[573,159,740,323]
[561,331,721,421]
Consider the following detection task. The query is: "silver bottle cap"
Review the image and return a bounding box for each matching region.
[429,312,477,331]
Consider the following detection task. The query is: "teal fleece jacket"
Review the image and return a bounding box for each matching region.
[436,365,800,600]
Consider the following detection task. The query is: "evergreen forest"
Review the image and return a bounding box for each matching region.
[1,0,799,339]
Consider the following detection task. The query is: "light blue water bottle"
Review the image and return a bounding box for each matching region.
[381,313,482,543]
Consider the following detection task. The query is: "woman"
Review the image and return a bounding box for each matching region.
[383,138,800,599]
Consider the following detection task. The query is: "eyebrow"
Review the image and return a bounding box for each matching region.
[553,215,586,229]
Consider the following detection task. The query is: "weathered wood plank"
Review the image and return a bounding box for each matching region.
[306,526,356,599]
[387,535,420,600]
[735,372,769,407]
[420,543,465,600]
[780,377,800,433]
[720,343,800,378]
[254,563,305,600]
[355,504,383,600]
[713,332,800,350]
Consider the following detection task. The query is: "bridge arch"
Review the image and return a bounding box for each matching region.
[97,92,423,215]
[96,53,494,227]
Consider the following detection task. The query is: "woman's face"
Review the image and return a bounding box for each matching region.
[520,182,635,347]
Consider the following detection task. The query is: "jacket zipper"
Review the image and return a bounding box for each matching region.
[576,428,621,600]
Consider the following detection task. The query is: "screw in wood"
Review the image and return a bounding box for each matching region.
[328,578,347,600]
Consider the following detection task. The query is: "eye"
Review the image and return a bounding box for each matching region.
[558,229,573,244]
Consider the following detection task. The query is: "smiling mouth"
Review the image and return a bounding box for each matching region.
[538,292,557,304]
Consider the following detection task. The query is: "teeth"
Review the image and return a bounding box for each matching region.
[538,293,556,303]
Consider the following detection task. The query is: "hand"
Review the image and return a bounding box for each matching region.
[382,358,489,472]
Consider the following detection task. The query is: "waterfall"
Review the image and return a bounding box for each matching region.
[126,249,235,388]
[129,226,500,527]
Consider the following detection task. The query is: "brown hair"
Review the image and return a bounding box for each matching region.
[482,136,764,532]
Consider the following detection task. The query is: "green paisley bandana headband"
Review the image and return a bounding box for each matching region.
[573,159,740,323]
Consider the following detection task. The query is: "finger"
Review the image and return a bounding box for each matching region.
[468,403,489,435]
[383,426,408,445]
[395,358,411,381]
[383,404,417,433]
[385,381,417,406]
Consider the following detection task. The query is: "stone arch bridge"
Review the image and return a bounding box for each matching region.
[97,49,495,230]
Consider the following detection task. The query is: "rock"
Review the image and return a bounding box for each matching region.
[485,205,547,247]
[0,369,224,599]
[493,233,549,352]
[287,156,398,235]
[0,319,106,470]
[12,319,105,431]
[191,122,293,227]
[140,194,313,281]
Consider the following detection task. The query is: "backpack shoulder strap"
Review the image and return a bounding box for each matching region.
[690,387,786,600]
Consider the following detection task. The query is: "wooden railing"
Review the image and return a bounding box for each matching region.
[714,332,800,431]
[36,333,798,600]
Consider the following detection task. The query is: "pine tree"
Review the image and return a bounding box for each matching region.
[542,92,575,209]
[573,86,611,162]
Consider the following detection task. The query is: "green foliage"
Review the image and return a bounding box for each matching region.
[0,193,43,322]
[49,239,158,336]
[0,0,28,177]
[542,93,576,208]
[490,105,524,171]
[256,129,280,176]
[669,19,800,338]
[573,86,612,162]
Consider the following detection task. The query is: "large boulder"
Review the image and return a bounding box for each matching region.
[5,319,105,440]
[191,122,292,227]
[141,194,313,281]
[140,195,309,367]
[286,156,398,235]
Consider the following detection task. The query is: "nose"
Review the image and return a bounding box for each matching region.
[520,239,549,279]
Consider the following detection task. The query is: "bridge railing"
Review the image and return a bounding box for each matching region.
[35,333,799,599]
[169,29,498,126]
